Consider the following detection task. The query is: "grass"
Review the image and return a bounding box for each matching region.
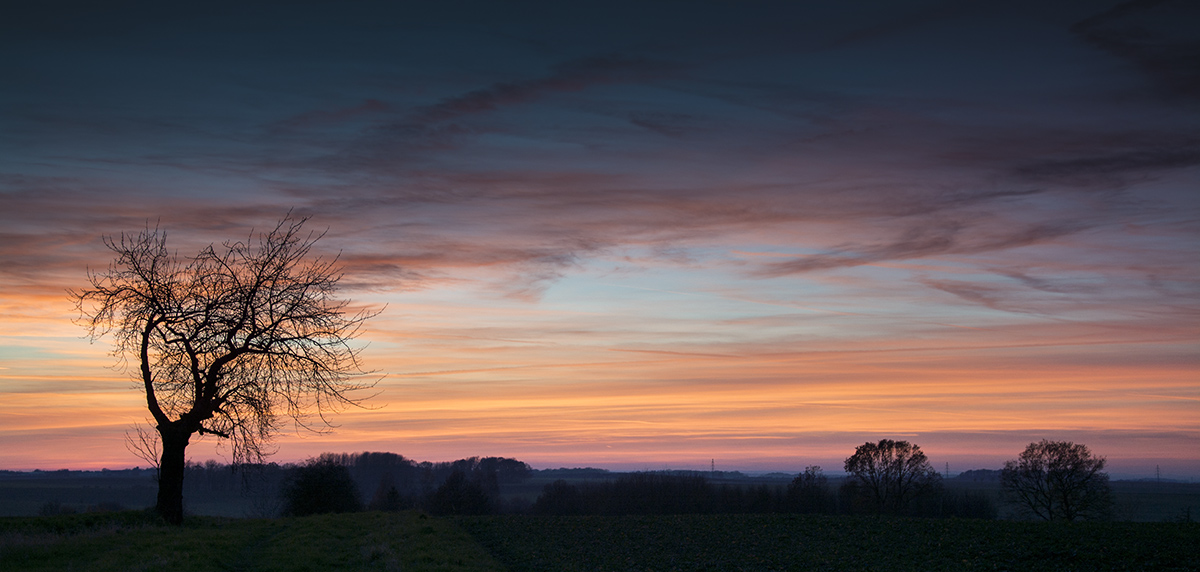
[0,510,502,572]
[2,510,1197,571]
[458,513,1200,572]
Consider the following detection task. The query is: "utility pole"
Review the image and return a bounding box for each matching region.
[945,462,950,479]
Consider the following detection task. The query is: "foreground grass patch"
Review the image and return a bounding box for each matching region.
[5,511,1197,571]
[0,510,502,572]
[459,513,1200,572]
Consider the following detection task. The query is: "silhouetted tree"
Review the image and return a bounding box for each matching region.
[343,452,421,503]
[429,470,492,515]
[844,439,942,514]
[1001,440,1112,521]
[787,465,832,513]
[475,456,532,488]
[72,215,378,524]
[282,456,362,516]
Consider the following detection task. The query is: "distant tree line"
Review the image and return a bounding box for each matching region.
[531,465,997,519]
[173,452,533,517]
[172,439,1111,521]
[291,451,532,515]
[529,438,1110,521]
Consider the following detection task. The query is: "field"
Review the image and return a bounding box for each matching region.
[3,510,1197,571]
[0,511,499,572]
[460,514,1200,571]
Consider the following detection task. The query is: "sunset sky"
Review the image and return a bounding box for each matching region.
[2,0,1197,478]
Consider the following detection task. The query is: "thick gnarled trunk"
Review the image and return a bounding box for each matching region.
[156,425,191,525]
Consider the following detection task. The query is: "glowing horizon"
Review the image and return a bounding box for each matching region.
[1,1,1197,479]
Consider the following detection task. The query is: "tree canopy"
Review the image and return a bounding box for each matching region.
[282,455,363,516]
[844,439,942,514]
[1001,440,1112,521]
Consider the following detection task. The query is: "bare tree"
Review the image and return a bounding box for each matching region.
[1001,440,1112,521]
[72,215,378,524]
[844,439,942,514]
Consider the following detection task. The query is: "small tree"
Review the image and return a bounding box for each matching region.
[72,215,378,524]
[844,439,942,514]
[1001,440,1112,521]
[787,465,832,514]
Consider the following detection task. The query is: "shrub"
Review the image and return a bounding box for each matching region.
[86,502,125,513]
[282,457,363,516]
[39,501,77,516]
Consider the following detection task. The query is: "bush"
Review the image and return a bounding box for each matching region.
[86,501,125,513]
[428,470,492,515]
[39,501,76,516]
[282,457,363,516]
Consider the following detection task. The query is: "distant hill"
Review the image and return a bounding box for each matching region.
[533,468,612,479]
[955,469,1001,481]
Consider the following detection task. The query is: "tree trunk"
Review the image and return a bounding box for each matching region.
[156,424,191,525]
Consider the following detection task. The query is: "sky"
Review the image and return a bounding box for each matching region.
[1,0,1197,478]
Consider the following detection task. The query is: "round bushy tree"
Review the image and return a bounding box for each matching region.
[844,439,941,514]
[1001,440,1112,521]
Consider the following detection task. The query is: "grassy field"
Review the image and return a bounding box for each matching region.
[3,510,1198,571]
[460,513,1200,571]
[0,511,500,572]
